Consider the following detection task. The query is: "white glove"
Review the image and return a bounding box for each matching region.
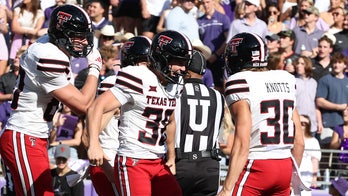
[87,47,102,77]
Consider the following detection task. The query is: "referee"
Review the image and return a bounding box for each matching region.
[174,50,225,196]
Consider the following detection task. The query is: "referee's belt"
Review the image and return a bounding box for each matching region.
[175,148,220,161]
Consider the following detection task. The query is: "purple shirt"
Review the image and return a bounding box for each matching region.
[293,25,324,55]
[197,10,230,52]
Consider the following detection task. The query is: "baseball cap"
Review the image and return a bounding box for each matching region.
[191,39,212,60]
[303,6,319,16]
[188,50,206,75]
[331,177,348,196]
[278,30,296,41]
[54,144,70,159]
[265,34,280,42]
[244,0,260,7]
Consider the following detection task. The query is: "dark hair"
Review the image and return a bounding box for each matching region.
[332,52,348,65]
[319,35,334,48]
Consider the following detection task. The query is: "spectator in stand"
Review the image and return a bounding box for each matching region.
[141,0,171,39]
[165,0,200,41]
[51,144,84,195]
[48,104,83,168]
[327,7,347,35]
[156,0,178,33]
[265,33,280,54]
[86,0,112,47]
[278,30,298,74]
[111,0,142,35]
[293,6,325,57]
[226,0,268,42]
[98,24,116,48]
[330,107,348,173]
[38,0,68,37]
[289,0,330,32]
[334,12,348,54]
[9,0,44,61]
[294,56,322,136]
[316,52,348,149]
[278,0,297,27]
[0,5,8,76]
[312,35,334,82]
[320,0,346,27]
[198,0,230,93]
[266,3,287,34]
[298,115,321,195]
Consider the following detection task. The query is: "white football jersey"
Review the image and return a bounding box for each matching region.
[110,66,177,159]
[6,35,72,138]
[225,70,297,160]
[98,75,119,166]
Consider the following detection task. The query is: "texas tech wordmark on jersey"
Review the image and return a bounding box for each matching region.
[175,79,225,152]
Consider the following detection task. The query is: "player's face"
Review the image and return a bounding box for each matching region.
[70,33,89,52]
[168,58,187,76]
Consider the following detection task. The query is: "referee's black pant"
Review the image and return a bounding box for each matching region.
[175,158,220,196]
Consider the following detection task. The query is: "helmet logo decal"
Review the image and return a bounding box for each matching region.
[251,51,261,61]
[157,35,173,48]
[229,38,243,55]
[124,41,134,49]
[56,11,72,30]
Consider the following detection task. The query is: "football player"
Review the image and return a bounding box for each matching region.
[0,4,102,195]
[88,36,153,196]
[218,32,306,196]
[87,30,192,196]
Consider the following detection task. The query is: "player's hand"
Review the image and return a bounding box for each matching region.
[165,159,176,175]
[87,144,109,166]
[87,47,102,72]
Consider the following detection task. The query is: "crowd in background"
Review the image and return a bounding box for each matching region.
[1,0,348,194]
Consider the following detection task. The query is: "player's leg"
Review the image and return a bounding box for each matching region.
[90,165,118,196]
[152,159,182,196]
[232,158,292,196]
[114,155,152,196]
[0,130,54,196]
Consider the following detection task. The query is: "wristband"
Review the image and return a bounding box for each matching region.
[88,66,100,78]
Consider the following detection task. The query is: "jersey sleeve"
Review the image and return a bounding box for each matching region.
[224,73,251,106]
[26,40,71,93]
[110,66,145,105]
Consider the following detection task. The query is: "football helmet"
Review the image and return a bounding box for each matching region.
[225,32,267,75]
[150,30,193,84]
[120,36,152,67]
[48,4,93,57]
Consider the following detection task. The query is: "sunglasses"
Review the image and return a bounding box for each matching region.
[301,121,309,126]
[332,12,342,16]
[102,35,115,40]
[268,11,278,15]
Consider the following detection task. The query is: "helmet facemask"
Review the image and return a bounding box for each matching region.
[57,30,94,58]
